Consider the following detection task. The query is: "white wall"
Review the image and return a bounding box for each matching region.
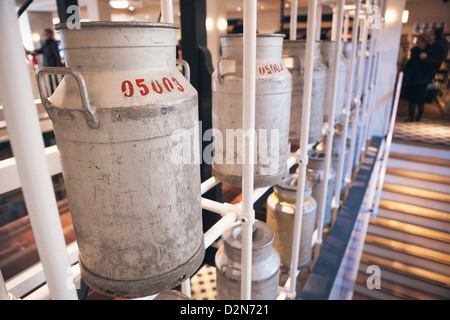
[370,0,406,137]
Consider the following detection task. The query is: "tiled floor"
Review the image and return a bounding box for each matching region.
[394,98,450,147]
[393,118,450,148]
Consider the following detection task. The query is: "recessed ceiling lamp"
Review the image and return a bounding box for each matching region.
[402,10,409,24]
[217,18,228,31]
[128,5,134,11]
[110,1,129,9]
[237,6,242,12]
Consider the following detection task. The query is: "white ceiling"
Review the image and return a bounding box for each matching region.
[16,0,444,13]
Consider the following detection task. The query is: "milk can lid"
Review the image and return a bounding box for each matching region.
[223,220,274,251]
[273,173,313,202]
[55,21,180,30]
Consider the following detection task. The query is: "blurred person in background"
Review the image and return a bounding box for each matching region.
[403,33,442,122]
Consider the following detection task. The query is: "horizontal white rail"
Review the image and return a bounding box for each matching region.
[0,145,61,195]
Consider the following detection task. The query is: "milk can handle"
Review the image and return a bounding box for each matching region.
[176,59,190,82]
[282,55,303,75]
[37,67,100,129]
[217,56,241,85]
[274,202,296,215]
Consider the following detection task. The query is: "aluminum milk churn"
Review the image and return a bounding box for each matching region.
[215,220,280,300]
[266,174,317,270]
[212,34,292,188]
[321,41,349,124]
[282,40,327,145]
[36,22,204,298]
[307,149,336,227]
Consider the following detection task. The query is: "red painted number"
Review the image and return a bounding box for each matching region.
[122,77,185,97]
[121,80,134,97]
[258,63,285,75]
[135,79,149,96]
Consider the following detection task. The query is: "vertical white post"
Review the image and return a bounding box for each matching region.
[315,3,323,41]
[161,0,174,23]
[290,0,299,40]
[345,4,369,195]
[316,0,344,247]
[372,72,404,220]
[0,1,78,300]
[241,0,257,300]
[289,0,317,299]
[356,24,377,165]
[331,0,362,213]
[0,270,9,300]
[331,5,338,41]
[343,13,349,42]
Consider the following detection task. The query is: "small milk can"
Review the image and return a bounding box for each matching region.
[266,174,317,270]
[36,22,204,298]
[212,34,292,188]
[321,40,349,124]
[215,220,280,300]
[321,123,348,193]
[307,149,336,227]
[282,40,327,145]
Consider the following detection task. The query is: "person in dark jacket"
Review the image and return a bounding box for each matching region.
[404,33,442,122]
[28,28,63,67]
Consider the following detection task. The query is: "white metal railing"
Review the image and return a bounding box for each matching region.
[0,0,387,300]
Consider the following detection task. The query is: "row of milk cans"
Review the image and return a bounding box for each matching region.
[42,23,368,299]
[212,34,369,300]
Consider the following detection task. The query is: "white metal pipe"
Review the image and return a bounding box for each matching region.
[364,17,385,149]
[0,1,77,300]
[331,5,338,41]
[331,0,362,212]
[0,270,9,300]
[372,72,404,220]
[345,6,369,195]
[356,25,377,165]
[204,211,238,249]
[343,13,349,42]
[201,176,219,195]
[181,278,191,298]
[160,0,174,23]
[288,0,318,299]
[316,0,344,245]
[289,0,299,40]
[240,0,257,300]
[315,3,323,41]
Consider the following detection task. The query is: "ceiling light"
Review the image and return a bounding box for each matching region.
[385,9,396,24]
[206,18,214,31]
[110,1,129,9]
[402,10,409,24]
[237,6,242,12]
[217,18,228,31]
[128,5,134,11]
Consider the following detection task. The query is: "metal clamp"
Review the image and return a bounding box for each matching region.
[37,67,99,129]
[176,59,191,82]
[217,56,242,85]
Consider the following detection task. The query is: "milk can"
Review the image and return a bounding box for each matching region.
[307,149,336,227]
[212,34,292,188]
[321,41,349,124]
[215,220,280,300]
[36,22,204,298]
[282,40,327,145]
[321,123,348,193]
[266,174,317,270]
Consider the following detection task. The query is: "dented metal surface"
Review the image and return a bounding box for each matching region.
[282,40,327,145]
[38,22,204,298]
[211,34,292,188]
